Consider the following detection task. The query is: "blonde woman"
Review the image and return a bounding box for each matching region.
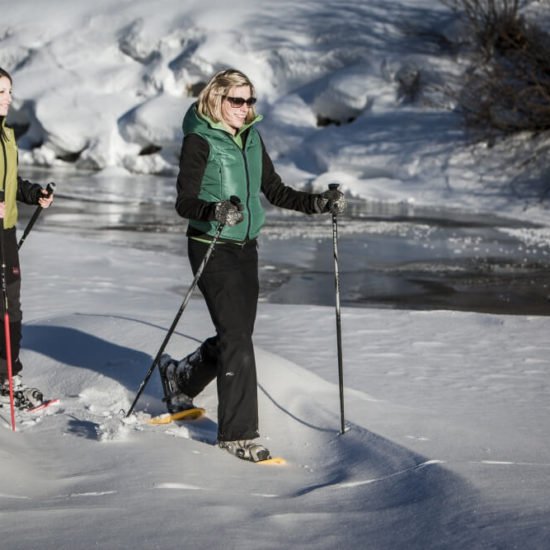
[162,69,345,462]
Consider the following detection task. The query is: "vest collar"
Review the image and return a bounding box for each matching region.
[200,111,263,147]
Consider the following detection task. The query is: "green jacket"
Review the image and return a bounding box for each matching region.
[0,122,20,229]
[0,120,43,229]
[182,105,265,242]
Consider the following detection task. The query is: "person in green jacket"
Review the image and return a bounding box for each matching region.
[0,67,54,409]
[161,68,345,462]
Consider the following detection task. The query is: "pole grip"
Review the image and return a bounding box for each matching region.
[45,182,56,196]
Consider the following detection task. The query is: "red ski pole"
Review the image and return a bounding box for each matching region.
[4,310,15,431]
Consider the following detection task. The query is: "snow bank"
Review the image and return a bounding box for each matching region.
[3,0,548,223]
[1,1,479,207]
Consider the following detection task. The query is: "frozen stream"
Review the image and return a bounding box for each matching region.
[18,168,550,316]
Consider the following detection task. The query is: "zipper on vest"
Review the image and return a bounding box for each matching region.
[0,138,7,231]
[223,129,254,241]
[1,137,7,196]
[239,147,252,240]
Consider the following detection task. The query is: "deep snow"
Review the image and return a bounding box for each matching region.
[1,231,549,549]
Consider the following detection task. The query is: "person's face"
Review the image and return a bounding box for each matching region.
[0,76,12,117]
[221,85,254,134]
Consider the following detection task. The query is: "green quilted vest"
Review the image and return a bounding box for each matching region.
[182,104,265,242]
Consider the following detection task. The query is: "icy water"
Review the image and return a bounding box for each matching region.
[18,168,550,316]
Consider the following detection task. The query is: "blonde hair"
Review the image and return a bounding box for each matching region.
[197,69,257,124]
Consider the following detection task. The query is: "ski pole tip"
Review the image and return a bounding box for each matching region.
[338,424,351,436]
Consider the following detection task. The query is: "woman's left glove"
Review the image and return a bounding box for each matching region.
[38,183,55,208]
[315,188,346,215]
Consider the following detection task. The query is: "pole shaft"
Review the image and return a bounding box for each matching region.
[125,222,225,418]
[328,182,346,434]
[0,195,16,430]
[332,211,346,434]
[4,312,15,431]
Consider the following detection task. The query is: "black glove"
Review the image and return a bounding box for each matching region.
[315,188,346,215]
[43,182,55,197]
[214,200,244,226]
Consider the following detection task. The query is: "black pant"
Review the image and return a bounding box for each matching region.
[0,227,23,377]
[186,238,260,442]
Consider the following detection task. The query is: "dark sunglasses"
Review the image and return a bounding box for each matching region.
[224,96,257,108]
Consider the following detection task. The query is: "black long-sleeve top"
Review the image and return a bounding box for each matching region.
[175,132,320,227]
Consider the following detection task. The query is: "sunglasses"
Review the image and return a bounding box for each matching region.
[224,96,257,108]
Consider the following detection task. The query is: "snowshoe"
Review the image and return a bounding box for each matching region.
[0,375,45,410]
[159,354,195,414]
[218,439,272,463]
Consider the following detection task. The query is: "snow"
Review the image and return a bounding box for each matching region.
[2,231,549,549]
[1,0,550,548]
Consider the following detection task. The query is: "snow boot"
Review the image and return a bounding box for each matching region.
[159,355,195,414]
[0,375,44,410]
[218,440,271,463]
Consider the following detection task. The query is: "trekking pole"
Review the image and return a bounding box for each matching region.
[18,182,55,250]
[125,197,240,418]
[0,191,16,431]
[328,183,347,435]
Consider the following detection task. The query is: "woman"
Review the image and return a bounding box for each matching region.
[163,68,344,462]
[0,67,54,409]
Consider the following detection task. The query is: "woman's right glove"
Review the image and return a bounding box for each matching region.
[315,188,347,215]
[214,200,244,226]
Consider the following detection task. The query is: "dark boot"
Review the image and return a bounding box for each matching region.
[158,355,195,414]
